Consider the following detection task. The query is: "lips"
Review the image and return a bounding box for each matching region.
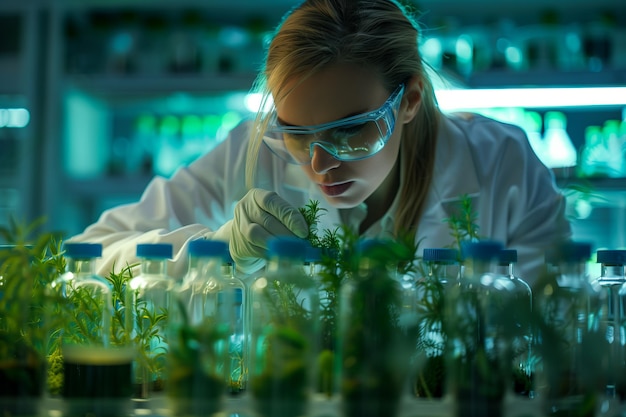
[319,181,353,196]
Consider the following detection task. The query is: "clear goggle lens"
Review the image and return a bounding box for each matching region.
[262,84,404,165]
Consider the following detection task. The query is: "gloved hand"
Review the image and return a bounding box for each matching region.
[213,188,309,274]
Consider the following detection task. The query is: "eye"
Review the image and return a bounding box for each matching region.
[331,123,366,139]
[283,132,312,142]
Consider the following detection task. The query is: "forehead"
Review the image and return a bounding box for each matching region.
[274,63,389,127]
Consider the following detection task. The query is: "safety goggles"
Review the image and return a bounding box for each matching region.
[262,83,405,165]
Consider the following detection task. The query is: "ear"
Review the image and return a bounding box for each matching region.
[400,75,423,124]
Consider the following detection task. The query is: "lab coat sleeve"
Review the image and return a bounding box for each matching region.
[474,120,572,285]
[67,121,252,279]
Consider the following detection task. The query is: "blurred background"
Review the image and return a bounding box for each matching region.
[1,0,625,262]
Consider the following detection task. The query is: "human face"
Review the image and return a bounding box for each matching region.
[272,63,406,209]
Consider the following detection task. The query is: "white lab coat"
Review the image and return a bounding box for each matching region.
[69,112,571,285]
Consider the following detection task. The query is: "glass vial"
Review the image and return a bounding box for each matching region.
[592,249,626,400]
[534,241,602,417]
[495,249,534,398]
[126,243,174,399]
[411,247,459,399]
[249,237,320,417]
[339,239,410,417]
[167,239,245,416]
[48,242,133,417]
[303,244,336,399]
[444,240,516,417]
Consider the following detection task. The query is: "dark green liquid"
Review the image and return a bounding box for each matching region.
[63,361,132,398]
[62,346,133,417]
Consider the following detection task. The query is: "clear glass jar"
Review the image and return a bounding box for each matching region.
[411,247,458,399]
[592,249,626,400]
[219,250,247,396]
[339,239,409,417]
[48,242,133,416]
[249,237,320,417]
[126,243,175,399]
[495,249,534,397]
[444,240,516,417]
[534,241,602,417]
[304,244,336,398]
[167,239,245,416]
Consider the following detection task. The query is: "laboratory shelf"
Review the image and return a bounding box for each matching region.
[66,176,153,198]
[460,69,626,89]
[558,177,626,208]
[64,73,258,99]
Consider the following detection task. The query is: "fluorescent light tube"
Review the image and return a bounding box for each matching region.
[246,86,626,113]
[435,87,626,110]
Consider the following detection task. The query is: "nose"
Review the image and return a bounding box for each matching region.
[310,143,341,174]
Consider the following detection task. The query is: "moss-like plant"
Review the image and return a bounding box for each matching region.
[300,202,421,411]
[129,293,169,395]
[0,218,65,415]
[1,218,170,401]
[411,265,448,399]
[299,200,342,396]
[248,263,319,417]
[442,194,481,249]
[339,241,413,417]
[408,194,481,399]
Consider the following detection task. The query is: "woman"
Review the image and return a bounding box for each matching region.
[69,0,571,284]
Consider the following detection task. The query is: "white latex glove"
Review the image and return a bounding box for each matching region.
[212,188,309,274]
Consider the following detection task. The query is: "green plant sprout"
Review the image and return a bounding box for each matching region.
[133,300,169,391]
[227,347,247,393]
[2,217,172,399]
[442,194,481,252]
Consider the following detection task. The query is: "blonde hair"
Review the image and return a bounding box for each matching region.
[246,0,440,238]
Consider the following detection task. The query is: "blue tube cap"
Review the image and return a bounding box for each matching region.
[597,250,626,265]
[461,240,503,261]
[546,241,592,263]
[136,243,173,259]
[267,237,307,260]
[189,239,228,259]
[64,243,102,258]
[423,248,458,264]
